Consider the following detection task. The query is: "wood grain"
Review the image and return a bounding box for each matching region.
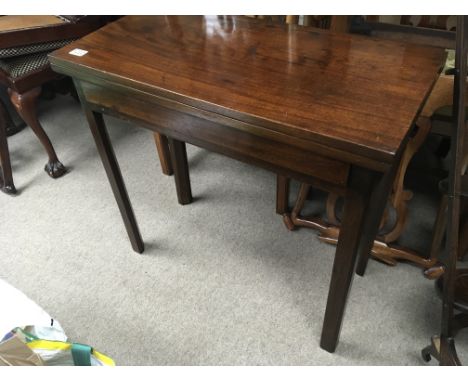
[49,16,446,170]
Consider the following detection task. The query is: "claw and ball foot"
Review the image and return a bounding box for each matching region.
[44,160,67,178]
[9,86,68,182]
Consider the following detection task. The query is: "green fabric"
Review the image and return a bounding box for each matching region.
[71,343,92,366]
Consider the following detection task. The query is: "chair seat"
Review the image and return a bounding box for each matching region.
[0,39,74,59]
[0,39,75,80]
[0,51,51,79]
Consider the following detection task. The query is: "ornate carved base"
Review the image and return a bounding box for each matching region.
[44,160,67,178]
[315,222,438,269]
[282,117,434,271]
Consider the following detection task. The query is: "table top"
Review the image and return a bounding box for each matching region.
[49,16,446,168]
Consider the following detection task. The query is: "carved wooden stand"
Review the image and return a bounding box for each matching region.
[283,116,437,270]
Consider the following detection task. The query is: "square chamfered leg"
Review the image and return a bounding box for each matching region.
[75,81,144,253]
[354,158,402,277]
[153,133,173,176]
[168,137,193,205]
[276,174,290,215]
[320,166,377,353]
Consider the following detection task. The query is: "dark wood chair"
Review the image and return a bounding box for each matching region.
[0,16,106,194]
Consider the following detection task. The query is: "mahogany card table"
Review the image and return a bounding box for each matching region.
[49,16,445,353]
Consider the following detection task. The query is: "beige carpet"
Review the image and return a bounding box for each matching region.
[1,94,467,365]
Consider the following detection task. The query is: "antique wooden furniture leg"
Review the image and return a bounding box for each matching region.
[284,117,437,272]
[76,84,144,253]
[0,98,15,194]
[353,157,407,276]
[320,166,376,352]
[153,133,173,176]
[1,96,24,137]
[168,137,192,205]
[381,118,432,244]
[353,123,438,274]
[285,141,405,275]
[283,182,329,232]
[8,87,67,178]
[324,118,434,268]
[276,174,290,215]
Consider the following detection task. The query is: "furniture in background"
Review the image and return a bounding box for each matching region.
[49,16,444,354]
[421,15,468,365]
[0,16,106,195]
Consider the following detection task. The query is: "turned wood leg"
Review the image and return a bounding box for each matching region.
[153,133,173,175]
[75,81,144,253]
[0,99,16,194]
[320,166,376,353]
[8,87,66,179]
[168,138,192,205]
[276,174,290,215]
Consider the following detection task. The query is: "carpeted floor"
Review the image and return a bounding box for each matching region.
[1,94,467,365]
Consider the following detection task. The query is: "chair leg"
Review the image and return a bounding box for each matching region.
[0,99,16,194]
[276,174,290,214]
[153,133,173,175]
[168,138,192,205]
[8,87,67,179]
[355,160,400,276]
[320,166,376,353]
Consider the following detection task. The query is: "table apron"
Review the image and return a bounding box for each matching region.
[62,71,393,173]
[77,80,354,193]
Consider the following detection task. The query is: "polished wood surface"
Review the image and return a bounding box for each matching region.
[0,15,64,32]
[50,15,445,170]
[49,16,446,355]
[0,16,103,49]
